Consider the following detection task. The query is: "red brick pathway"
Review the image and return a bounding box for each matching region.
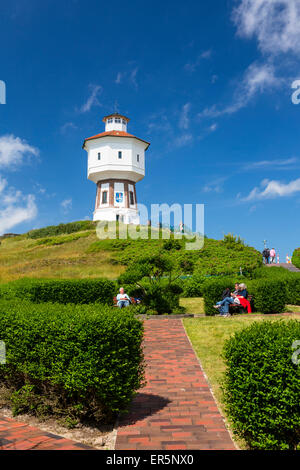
[0,416,93,450]
[115,319,236,450]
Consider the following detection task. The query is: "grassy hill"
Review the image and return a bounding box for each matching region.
[0,221,262,282]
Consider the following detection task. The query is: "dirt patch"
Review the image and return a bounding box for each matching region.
[0,406,117,450]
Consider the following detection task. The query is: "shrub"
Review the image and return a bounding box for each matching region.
[250,279,287,314]
[203,278,236,316]
[118,254,187,314]
[5,278,116,305]
[223,320,300,449]
[182,275,208,298]
[27,220,96,239]
[0,299,144,422]
[292,248,300,270]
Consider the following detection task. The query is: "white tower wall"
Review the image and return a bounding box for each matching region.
[83,114,150,225]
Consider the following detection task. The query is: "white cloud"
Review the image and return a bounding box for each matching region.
[203,177,226,193]
[0,135,39,169]
[0,185,37,235]
[61,198,72,213]
[233,0,300,56]
[173,134,193,148]
[115,72,123,84]
[184,49,212,72]
[79,85,102,113]
[244,157,298,170]
[179,103,191,130]
[60,122,78,134]
[243,177,300,200]
[209,123,218,132]
[198,62,278,118]
[130,68,139,89]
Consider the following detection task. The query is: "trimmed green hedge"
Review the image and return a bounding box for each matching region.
[0,278,116,305]
[249,279,287,314]
[203,275,296,315]
[0,299,144,421]
[203,278,236,316]
[223,320,300,449]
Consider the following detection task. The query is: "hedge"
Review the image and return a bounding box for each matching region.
[0,278,116,305]
[0,299,144,421]
[223,320,300,449]
[249,279,287,314]
[203,277,291,315]
[203,278,236,316]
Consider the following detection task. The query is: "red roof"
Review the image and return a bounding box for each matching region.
[83,130,150,149]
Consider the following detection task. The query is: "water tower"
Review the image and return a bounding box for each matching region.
[83,113,150,224]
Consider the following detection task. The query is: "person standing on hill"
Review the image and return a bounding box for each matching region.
[262,248,270,264]
[269,248,276,264]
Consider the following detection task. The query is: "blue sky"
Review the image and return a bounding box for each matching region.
[0,0,300,259]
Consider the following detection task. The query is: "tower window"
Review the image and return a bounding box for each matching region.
[118,151,122,159]
[98,152,101,160]
[122,119,127,125]
[102,191,108,204]
[115,118,121,123]
[129,191,134,205]
[107,118,113,123]
[137,154,140,162]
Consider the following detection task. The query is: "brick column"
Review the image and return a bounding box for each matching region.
[109,181,114,207]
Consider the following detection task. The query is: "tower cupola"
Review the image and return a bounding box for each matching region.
[103,113,130,133]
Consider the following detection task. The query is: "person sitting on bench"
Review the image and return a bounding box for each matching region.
[214,283,250,316]
[117,287,131,309]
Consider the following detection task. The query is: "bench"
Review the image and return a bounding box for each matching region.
[113,296,138,307]
[229,295,253,314]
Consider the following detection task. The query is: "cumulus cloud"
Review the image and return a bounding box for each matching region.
[233,0,300,56]
[243,177,300,200]
[0,135,39,169]
[198,62,278,118]
[0,185,37,235]
[79,84,102,113]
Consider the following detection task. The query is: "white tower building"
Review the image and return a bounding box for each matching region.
[83,113,150,224]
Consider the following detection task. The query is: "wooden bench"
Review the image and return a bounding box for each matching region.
[113,296,138,307]
[229,295,253,314]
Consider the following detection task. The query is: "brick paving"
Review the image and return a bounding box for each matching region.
[0,416,94,450]
[115,318,236,450]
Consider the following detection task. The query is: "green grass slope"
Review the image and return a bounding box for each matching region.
[0,222,262,282]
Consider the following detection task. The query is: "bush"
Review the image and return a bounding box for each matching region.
[251,267,300,306]
[203,278,236,316]
[4,278,116,305]
[250,279,287,314]
[292,248,300,270]
[182,275,208,298]
[0,299,144,422]
[27,220,96,239]
[223,320,300,449]
[203,277,288,315]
